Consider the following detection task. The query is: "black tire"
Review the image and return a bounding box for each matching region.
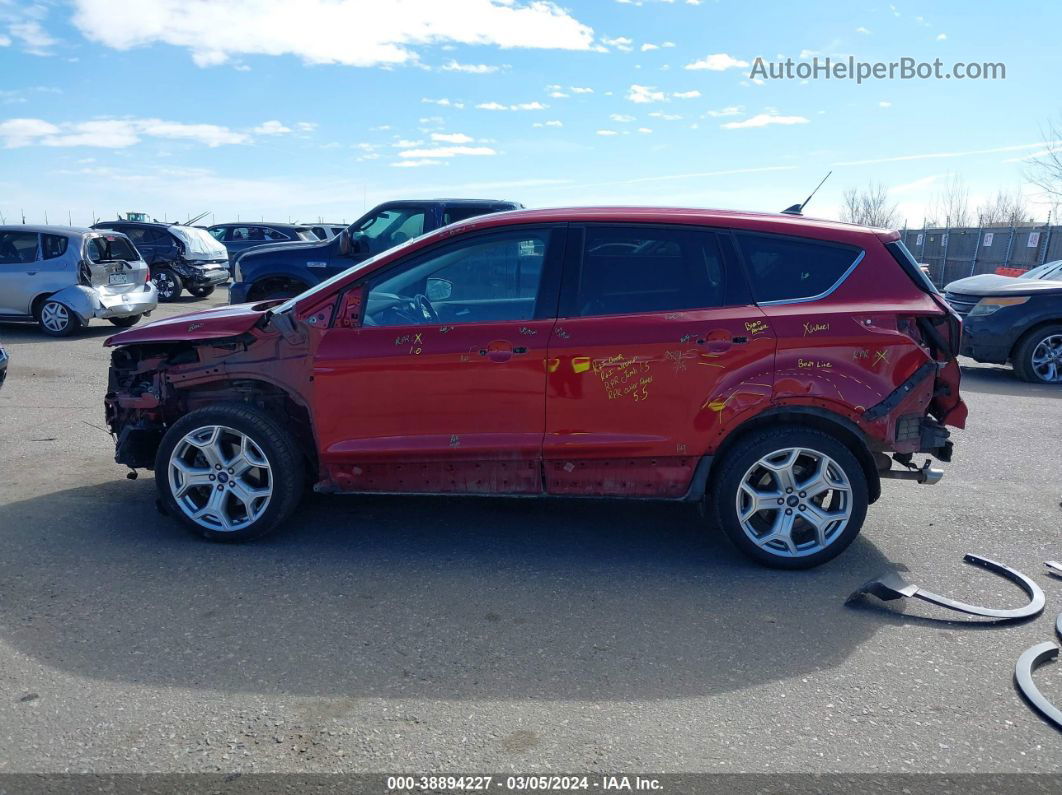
[1013,324,1062,384]
[710,427,869,569]
[108,314,142,328]
[154,403,305,542]
[187,285,216,298]
[152,267,182,302]
[35,298,83,337]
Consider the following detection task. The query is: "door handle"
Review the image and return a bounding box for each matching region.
[513,346,528,355]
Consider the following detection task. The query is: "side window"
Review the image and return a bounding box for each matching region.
[443,206,490,225]
[207,227,226,241]
[41,234,69,259]
[354,207,427,254]
[264,227,291,241]
[0,232,39,264]
[736,233,862,303]
[365,229,549,327]
[572,225,729,317]
[121,227,146,244]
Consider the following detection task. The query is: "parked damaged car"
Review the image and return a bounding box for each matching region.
[0,226,157,336]
[944,264,1062,383]
[105,207,967,569]
[91,220,230,302]
[206,222,319,266]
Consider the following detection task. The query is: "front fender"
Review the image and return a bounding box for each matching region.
[49,284,101,323]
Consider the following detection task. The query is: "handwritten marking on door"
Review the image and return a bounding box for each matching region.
[803,321,829,336]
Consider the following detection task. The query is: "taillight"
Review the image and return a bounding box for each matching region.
[145,266,151,283]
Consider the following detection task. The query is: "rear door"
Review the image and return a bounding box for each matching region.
[543,223,775,497]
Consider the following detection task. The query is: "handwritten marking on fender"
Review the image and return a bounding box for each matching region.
[798,358,833,369]
[803,321,829,336]
[665,349,698,373]
[874,349,889,364]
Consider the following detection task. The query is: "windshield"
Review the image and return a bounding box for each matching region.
[169,224,228,259]
[1019,260,1062,280]
[273,233,427,315]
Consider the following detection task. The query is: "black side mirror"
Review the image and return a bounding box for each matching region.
[338,229,353,257]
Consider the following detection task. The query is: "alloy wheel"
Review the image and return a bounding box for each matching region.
[1031,334,1062,383]
[154,271,177,300]
[40,301,70,333]
[168,425,273,531]
[735,447,854,558]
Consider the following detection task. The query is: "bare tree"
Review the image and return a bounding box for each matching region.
[976,189,1032,226]
[839,182,899,228]
[924,174,971,227]
[1027,114,1062,199]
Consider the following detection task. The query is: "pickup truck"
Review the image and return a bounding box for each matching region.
[228,199,521,303]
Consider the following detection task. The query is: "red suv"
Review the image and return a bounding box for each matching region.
[104,208,967,568]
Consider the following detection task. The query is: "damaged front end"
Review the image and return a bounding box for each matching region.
[104,304,317,472]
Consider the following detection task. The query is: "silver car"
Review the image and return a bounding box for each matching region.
[0,226,158,336]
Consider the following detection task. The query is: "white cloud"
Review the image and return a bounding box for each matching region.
[391,159,443,168]
[878,101,892,108]
[441,60,503,73]
[533,119,564,127]
[684,53,749,71]
[705,105,743,117]
[627,84,666,103]
[610,113,636,122]
[596,129,619,136]
[431,132,474,143]
[640,43,658,52]
[721,113,809,129]
[936,33,947,40]
[672,90,701,99]
[602,35,633,52]
[398,145,496,158]
[8,21,57,54]
[392,138,424,147]
[0,34,10,47]
[71,0,596,68]
[549,90,569,98]
[296,121,317,132]
[422,97,465,108]
[570,86,593,94]
[476,101,547,110]
[253,120,292,135]
[0,117,251,148]
[856,26,871,34]
[648,111,682,120]
[637,127,652,134]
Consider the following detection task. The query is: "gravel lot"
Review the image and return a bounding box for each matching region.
[0,294,1060,774]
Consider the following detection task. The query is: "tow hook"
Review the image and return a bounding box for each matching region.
[879,456,944,485]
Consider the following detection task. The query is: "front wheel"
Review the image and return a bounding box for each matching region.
[155,404,305,542]
[1013,324,1062,384]
[36,299,83,337]
[152,267,182,302]
[187,285,216,298]
[108,314,142,328]
[710,428,868,569]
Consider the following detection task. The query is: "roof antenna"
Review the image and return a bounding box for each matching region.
[782,170,832,216]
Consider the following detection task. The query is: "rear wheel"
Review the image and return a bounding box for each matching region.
[152,267,182,302]
[1013,324,1062,384]
[187,285,216,298]
[108,314,142,328]
[155,404,305,542]
[710,428,868,569]
[36,299,82,337]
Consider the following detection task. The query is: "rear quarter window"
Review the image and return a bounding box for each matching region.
[736,233,863,304]
[41,234,69,259]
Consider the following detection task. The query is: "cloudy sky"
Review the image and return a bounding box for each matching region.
[0,0,1059,227]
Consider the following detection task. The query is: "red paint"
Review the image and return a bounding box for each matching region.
[106,207,966,498]
[104,301,274,346]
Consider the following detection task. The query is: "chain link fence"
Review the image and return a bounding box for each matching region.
[900,224,1062,287]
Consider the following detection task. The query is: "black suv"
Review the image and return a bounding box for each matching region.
[206,222,319,265]
[92,221,230,302]
[228,199,521,303]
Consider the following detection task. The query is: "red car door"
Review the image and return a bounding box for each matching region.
[312,225,565,494]
[543,224,776,497]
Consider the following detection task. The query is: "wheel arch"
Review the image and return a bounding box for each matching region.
[707,406,881,505]
[1009,318,1062,362]
[169,377,319,482]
